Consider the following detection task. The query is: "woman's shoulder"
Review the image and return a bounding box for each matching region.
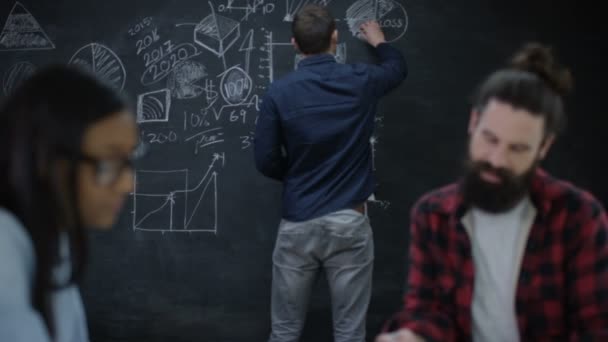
[0,207,35,280]
[0,207,33,247]
[0,208,53,341]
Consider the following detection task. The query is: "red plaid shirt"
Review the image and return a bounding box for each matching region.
[388,169,608,341]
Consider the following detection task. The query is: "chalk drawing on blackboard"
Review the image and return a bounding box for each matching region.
[137,89,171,123]
[239,131,254,150]
[238,29,255,73]
[213,94,259,126]
[259,30,275,83]
[370,135,378,170]
[194,3,240,59]
[335,42,347,64]
[141,43,201,86]
[2,61,35,95]
[217,0,251,12]
[368,195,390,210]
[203,78,220,109]
[185,127,226,154]
[367,134,391,210]
[219,66,252,105]
[260,30,295,83]
[217,0,275,21]
[167,60,207,100]
[294,42,346,70]
[346,0,408,43]
[132,152,225,233]
[284,0,332,22]
[293,53,302,70]
[69,43,126,91]
[0,2,55,51]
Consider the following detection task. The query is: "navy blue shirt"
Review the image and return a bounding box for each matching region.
[254,43,407,221]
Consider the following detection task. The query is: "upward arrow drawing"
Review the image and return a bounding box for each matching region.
[238,29,254,74]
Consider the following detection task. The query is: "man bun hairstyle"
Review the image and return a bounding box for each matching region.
[510,42,573,97]
[471,42,573,137]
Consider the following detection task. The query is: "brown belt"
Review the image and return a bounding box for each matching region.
[353,203,365,214]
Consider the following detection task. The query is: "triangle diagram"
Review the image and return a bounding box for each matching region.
[0,2,55,51]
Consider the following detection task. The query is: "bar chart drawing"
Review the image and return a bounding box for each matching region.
[132,153,224,234]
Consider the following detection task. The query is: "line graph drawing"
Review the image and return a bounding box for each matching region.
[295,42,346,69]
[137,89,171,123]
[69,43,126,91]
[166,60,207,99]
[284,0,332,22]
[194,2,241,62]
[2,61,35,95]
[0,2,55,51]
[132,153,225,233]
[346,0,408,42]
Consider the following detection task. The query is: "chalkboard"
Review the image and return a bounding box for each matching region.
[0,0,605,341]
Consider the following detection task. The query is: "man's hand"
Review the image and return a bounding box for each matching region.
[359,20,386,47]
[375,329,425,342]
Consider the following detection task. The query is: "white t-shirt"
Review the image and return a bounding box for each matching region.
[469,197,533,342]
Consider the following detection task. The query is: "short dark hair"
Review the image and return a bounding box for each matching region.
[0,65,127,338]
[471,42,573,137]
[292,4,336,55]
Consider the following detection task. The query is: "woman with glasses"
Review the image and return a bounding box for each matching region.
[0,65,139,341]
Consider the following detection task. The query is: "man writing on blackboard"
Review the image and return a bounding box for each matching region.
[376,43,608,342]
[254,4,407,342]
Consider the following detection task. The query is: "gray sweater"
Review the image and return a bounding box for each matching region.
[0,208,89,342]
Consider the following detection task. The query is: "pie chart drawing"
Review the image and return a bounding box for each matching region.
[3,61,35,95]
[346,0,408,43]
[69,43,126,91]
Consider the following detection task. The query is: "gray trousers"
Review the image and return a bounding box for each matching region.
[268,209,374,342]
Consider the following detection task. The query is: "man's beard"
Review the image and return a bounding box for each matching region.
[462,158,537,213]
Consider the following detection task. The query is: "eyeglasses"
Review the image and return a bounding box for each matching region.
[77,143,146,186]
